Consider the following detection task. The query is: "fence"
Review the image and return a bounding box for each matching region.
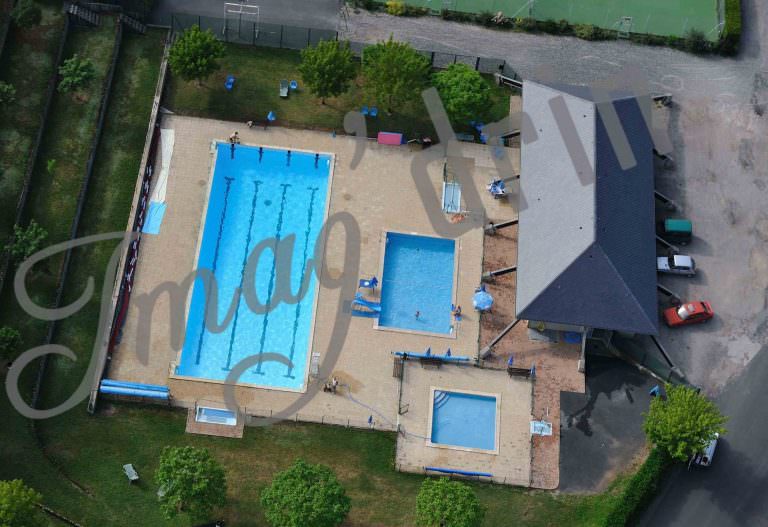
[170,13,513,77]
[0,15,70,301]
[242,407,399,432]
[88,29,172,413]
[0,0,12,61]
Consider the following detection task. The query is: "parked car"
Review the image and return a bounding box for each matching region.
[658,218,693,245]
[663,301,714,327]
[690,433,719,467]
[657,254,696,276]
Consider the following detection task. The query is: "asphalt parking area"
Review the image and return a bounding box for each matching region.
[559,356,656,492]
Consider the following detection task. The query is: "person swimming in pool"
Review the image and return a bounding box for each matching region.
[415,310,420,320]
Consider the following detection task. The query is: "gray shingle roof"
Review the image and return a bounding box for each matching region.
[515,80,658,335]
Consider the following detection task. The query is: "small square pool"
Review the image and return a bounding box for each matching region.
[430,390,497,451]
[378,232,455,334]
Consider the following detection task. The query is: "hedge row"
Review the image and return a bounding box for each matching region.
[602,448,672,527]
[353,0,742,56]
[720,0,742,55]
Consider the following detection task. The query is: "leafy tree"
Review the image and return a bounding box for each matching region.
[168,25,226,86]
[11,0,42,28]
[0,479,42,527]
[415,477,484,527]
[299,40,356,105]
[0,81,16,104]
[261,459,350,527]
[643,384,727,462]
[58,54,95,93]
[362,37,430,113]
[385,0,406,16]
[433,63,491,125]
[5,220,47,262]
[0,327,23,363]
[154,446,226,519]
[684,29,710,54]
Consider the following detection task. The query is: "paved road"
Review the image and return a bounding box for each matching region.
[151,0,341,30]
[639,343,768,526]
[345,2,768,394]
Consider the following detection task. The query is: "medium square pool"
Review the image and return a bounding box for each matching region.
[378,232,455,335]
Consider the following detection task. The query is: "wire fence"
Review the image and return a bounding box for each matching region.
[243,407,399,432]
[170,13,515,77]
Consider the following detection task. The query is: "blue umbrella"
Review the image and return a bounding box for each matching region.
[473,289,494,311]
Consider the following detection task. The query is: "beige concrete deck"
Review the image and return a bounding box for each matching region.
[107,115,536,483]
[395,361,532,486]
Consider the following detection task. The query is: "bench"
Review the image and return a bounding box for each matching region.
[419,357,443,368]
[123,463,139,484]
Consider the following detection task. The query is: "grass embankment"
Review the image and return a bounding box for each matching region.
[0,17,117,348]
[0,1,64,247]
[0,25,164,526]
[165,44,511,139]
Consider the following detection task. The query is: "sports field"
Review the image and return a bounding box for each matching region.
[409,0,722,40]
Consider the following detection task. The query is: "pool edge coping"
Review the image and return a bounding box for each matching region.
[425,386,502,455]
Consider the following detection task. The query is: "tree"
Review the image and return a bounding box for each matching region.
[684,29,710,54]
[261,459,350,527]
[362,37,430,113]
[0,327,23,363]
[433,63,491,125]
[154,446,227,519]
[643,384,727,462]
[11,0,42,28]
[168,25,225,86]
[0,479,42,527]
[5,220,47,262]
[415,477,484,527]
[58,54,95,93]
[299,40,356,105]
[0,81,16,104]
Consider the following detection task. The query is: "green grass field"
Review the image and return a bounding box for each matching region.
[408,0,721,39]
[165,44,512,139]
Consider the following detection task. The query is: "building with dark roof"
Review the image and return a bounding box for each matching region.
[515,80,658,335]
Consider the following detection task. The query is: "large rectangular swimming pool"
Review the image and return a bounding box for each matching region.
[430,390,497,451]
[175,143,331,390]
[378,232,455,335]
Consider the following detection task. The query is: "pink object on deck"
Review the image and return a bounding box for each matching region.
[377,132,403,145]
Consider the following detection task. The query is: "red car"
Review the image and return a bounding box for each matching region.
[663,301,714,327]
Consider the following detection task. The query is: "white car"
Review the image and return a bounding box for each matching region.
[657,254,696,276]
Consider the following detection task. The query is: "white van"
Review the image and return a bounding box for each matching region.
[690,433,719,467]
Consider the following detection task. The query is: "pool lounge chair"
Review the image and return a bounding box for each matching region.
[359,276,378,290]
[487,178,506,198]
[279,80,289,98]
[224,74,235,91]
[123,463,139,484]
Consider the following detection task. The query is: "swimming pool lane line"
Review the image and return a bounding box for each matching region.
[284,186,319,379]
[222,179,262,372]
[254,183,292,374]
[194,176,235,366]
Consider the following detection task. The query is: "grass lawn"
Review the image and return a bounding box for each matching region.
[0,1,64,247]
[31,403,624,527]
[0,18,117,349]
[165,44,512,140]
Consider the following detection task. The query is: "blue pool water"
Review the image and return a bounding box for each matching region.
[431,391,497,451]
[176,144,331,390]
[378,233,455,334]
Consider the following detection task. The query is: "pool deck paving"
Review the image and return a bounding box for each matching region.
[479,223,586,490]
[108,114,543,486]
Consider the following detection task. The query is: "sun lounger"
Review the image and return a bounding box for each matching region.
[123,463,139,483]
[279,80,289,98]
